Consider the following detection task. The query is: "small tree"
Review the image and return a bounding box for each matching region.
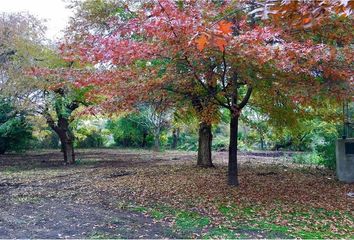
[0,98,33,154]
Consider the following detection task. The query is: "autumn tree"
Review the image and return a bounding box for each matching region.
[62,0,352,185]
[62,0,217,167]
[0,12,90,164]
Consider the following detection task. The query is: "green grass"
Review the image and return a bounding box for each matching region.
[12,196,41,204]
[123,202,353,239]
[88,231,114,239]
[126,203,210,237]
[174,211,210,231]
[217,204,353,239]
[203,226,237,239]
[1,165,32,173]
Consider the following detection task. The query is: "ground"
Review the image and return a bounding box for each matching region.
[0,149,353,239]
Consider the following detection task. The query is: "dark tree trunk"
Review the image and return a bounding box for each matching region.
[46,115,76,165]
[153,130,161,152]
[58,130,75,165]
[0,139,6,154]
[171,128,180,149]
[197,122,213,167]
[228,113,239,186]
[260,136,265,150]
[142,130,148,148]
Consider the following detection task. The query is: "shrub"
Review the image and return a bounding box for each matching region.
[107,114,153,148]
[0,99,33,154]
[293,152,323,165]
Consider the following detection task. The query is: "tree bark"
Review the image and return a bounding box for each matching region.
[46,113,75,165]
[153,130,161,151]
[197,122,213,167]
[57,130,75,164]
[228,113,239,186]
[0,138,7,154]
[171,128,180,149]
[141,130,148,148]
[260,136,265,150]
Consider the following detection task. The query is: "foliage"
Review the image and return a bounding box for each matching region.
[107,113,154,148]
[73,118,110,148]
[33,130,60,149]
[61,0,352,184]
[311,123,340,170]
[0,98,33,154]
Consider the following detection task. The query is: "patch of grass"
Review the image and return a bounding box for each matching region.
[129,205,148,213]
[88,231,113,239]
[175,210,210,231]
[150,209,166,220]
[219,204,237,217]
[255,221,289,234]
[126,203,210,236]
[12,196,41,204]
[203,226,236,239]
[1,165,30,173]
[217,204,353,239]
[74,158,100,166]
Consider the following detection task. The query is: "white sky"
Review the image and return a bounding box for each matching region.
[0,0,73,40]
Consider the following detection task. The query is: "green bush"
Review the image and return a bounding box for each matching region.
[177,132,198,151]
[0,99,33,154]
[293,152,323,165]
[33,130,60,149]
[212,136,228,151]
[290,120,339,169]
[107,114,153,148]
[76,131,105,148]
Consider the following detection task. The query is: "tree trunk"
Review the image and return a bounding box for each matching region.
[0,139,6,154]
[197,122,213,167]
[153,130,161,152]
[228,113,239,186]
[260,136,265,150]
[171,128,180,149]
[142,130,148,148]
[58,132,75,165]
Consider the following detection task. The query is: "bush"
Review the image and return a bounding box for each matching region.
[293,152,323,165]
[0,99,33,154]
[212,136,228,151]
[177,132,198,151]
[107,114,153,148]
[290,121,339,169]
[76,131,105,148]
[33,130,60,149]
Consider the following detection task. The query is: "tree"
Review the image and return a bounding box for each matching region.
[63,0,218,167]
[0,12,90,164]
[0,98,33,154]
[241,107,269,150]
[62,0,352,185]
[136,100,171,152]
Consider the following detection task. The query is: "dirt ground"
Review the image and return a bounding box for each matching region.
[0,149,352,239]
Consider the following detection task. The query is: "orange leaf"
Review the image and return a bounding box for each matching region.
[215,38,227,51]
[195,34,208,51]
[302,17,311,24]
[218,20,233,34]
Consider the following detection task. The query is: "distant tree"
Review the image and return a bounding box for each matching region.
[107,113,152,148]
[0,98,33,154]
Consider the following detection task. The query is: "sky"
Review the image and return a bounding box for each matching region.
[0,0,73,40]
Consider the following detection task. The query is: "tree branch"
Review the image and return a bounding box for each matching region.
[238,86,253,109]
